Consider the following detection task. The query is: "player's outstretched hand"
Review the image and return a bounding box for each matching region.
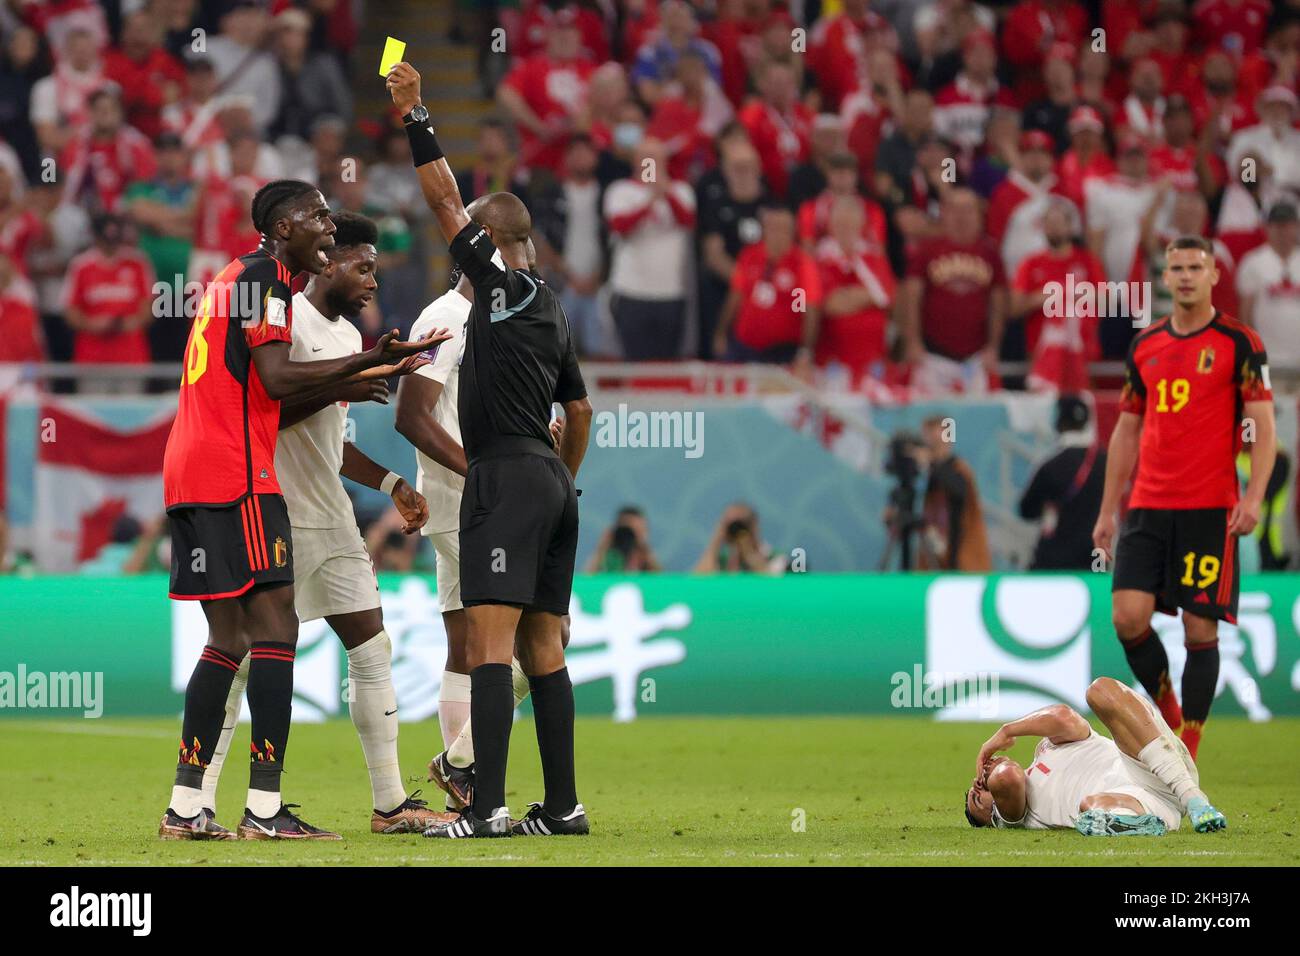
[372,328,450,365]
[1092,512,1116,562]
[1228,497,1261,537]
[391,479,429,534]
[386,62,422,115]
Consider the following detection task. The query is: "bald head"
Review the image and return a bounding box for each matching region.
[467,192,532,246]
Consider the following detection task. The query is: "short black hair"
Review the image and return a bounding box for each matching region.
[1165,234,1214,257]
[329,211,378,251]
[250,179,320,236]
[964,791,985,828]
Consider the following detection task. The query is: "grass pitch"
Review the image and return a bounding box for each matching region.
[1,716,1296,866]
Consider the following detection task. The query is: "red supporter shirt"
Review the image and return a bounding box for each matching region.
[731,242,824,352]
[906,237,1004,360]
[163,249,294,509]
[60,129,157,212]
[501,54,596,174]
[815,239,895,374]
[1012,244,1106,355]
[0,208,45,275]
[1119,312,1272,509]
[1194,0,1270,57]
[63,246,155,364]
[797,191,886,247]
[101,46,186,140]
[737,99,812,200]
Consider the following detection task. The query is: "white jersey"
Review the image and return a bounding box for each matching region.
[1012,731,1133,830]
[275,292,361,530]
[409,289,471,534]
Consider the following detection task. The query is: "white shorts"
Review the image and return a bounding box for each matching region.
[292,525,381,622]
[1112,687,1199,831]
[427,527,462,612]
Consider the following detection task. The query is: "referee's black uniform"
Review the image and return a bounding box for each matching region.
[449,221,588,613]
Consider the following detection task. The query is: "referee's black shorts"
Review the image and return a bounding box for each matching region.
[1111,507,1239,623]
[459,452,578,615]
[168,493,295,600]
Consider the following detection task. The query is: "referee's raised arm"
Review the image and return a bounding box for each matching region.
[385,62,470,243]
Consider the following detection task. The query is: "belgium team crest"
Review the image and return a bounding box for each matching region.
[1196,346,1215,374]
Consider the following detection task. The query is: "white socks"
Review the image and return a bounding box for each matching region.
[200,654,250,814]
[446,658,530,768]
[1138,737,1206,811]
[439,670,472,750]
[347,631,406,814]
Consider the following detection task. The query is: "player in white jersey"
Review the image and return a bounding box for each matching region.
[964,677,1228,835]
[200,212,457,834]
[395,253,557,813]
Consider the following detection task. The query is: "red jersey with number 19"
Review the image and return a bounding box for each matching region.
[163,250,294,509]
[1119,311,1271,510]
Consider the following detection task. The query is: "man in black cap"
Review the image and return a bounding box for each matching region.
[1019,394,1107,570]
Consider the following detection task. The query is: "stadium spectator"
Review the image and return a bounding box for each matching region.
[595,97,648,188]
[587,505,662,573]
[714,202,822,374]
[78,513,168,574]
[1009,196,1104,393]
[968,105,1020,199]
[1018,394,1106,570]
[1055,105,1114,213]
[1116,57,1167,146]
[933,30,1013,165]
[1237,201,1300,374]
[367,126,426,217]
[530,134,612,357]
[497,8,596,175]
[911,0,997,89]
[583,62,633,151]
[204,1,280,132]
[873,88,934,211]
[101,10,185,142]
[161,58,223,152]
[1193,0,1271,58]
[646,47,733,183]
[737,59,811,200]
[329,157,415,332]
[124,132,195,355]
[630,0,721,107]
[917,414,992,572]
[1227,86,1300,201]
[839,46,905,185]
[0,26,44,180]
[17,0,108,53]
[604,137,695,359]
[514,0,610,64]
[1076,46,1125,118]
[796,152,885,252]
[1000,0,1087,99]
[1138,186,1238,321]
[694,502,786,575]
[987,129,1063,276]
[901,188,1006,395]
[158,0,211,59]
[1085,133,1158,285]
[60,86,157,214]
[0,250,44,363]
[0,160,46,276]
[1191,51,1254,150]
[267,7,354,142]
[1150,94,1220,197]
[454,119,525,206]
[808,0,895,113]
[287,115,348,189]
[28,24,102,158]
[814,195,895,383]
[189,131,265,287]
[696,130,766,358]
[24,180,89,352]
[787,113,846,211]
[1020,43,1078,153]
[192,97,284,181]
[61,213,155,382]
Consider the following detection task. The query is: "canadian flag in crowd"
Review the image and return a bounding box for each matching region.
[34,401,174,571]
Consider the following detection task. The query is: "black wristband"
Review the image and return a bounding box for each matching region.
[405,119,444,167]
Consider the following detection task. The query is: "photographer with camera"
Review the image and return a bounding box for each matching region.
[695,502,787,574]
[588,505,662,573]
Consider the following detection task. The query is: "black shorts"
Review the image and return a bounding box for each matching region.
[1111,507,1239,623]
[459,453,578,615]
[168,494,294,600]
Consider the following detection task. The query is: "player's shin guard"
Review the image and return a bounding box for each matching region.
[1137,737,1206,812]
[447,658,530,768]
[245,642,295,818]
[171,645,243,817]
[468,663,515,819]
[200,653,249,813]
[1181,638,1220,760]
[346,631,405,814]
[1120,627,1180,727]
[529,666,579,818]
[439,671,471,751]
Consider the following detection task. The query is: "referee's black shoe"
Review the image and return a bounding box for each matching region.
[511,802,590,836]
[423,806,511,838]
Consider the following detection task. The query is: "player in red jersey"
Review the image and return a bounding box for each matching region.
[1093,236,1276,763]
[159,179,447,841]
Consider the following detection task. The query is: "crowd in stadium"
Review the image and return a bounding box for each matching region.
[0,0,1297,398]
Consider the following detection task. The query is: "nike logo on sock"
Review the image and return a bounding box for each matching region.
[384,709,397,716]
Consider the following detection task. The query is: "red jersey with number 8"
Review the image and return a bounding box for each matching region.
[163,250,294,508]
[1119,312,1271,510]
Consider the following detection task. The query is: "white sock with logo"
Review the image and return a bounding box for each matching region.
[200,654,250,813]
[1138,737,1206,812]
[447,658,530,768]
[347,631,406,814]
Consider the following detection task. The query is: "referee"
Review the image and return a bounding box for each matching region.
[387,62,594,838]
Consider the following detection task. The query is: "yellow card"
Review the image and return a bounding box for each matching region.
[379,36,407,78]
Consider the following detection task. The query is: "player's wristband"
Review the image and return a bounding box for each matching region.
[404,115,444,167]
[380,472,402,496]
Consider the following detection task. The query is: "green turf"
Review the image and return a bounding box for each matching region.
[1,716,1296,866]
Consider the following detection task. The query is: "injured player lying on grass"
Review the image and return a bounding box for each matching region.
[963,677,1227,836]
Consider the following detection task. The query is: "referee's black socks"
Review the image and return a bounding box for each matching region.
[530,667,579,817]
[470,662,516,818]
